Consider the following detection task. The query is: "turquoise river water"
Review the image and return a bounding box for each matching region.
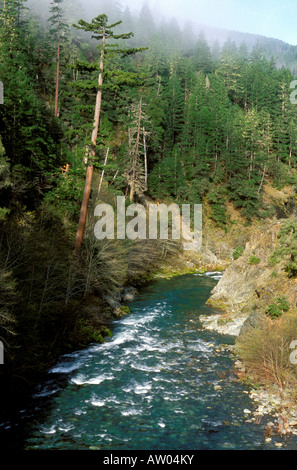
[2,272,297,450]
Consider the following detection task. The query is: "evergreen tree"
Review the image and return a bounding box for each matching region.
[0,0,63,207]
[192,32,213,73]
[136,1,156,47]
[163,73,184,152]
[218,39,242,104]
[48,0,69,117]
[72,14,144,253]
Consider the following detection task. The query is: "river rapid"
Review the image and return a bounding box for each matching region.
[2,272,297,450]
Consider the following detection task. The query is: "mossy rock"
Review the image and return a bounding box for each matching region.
[217,317,232,326]
[206,298,229,312]
[120,305,131,315]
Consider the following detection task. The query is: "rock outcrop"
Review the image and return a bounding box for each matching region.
[204,219,297,336]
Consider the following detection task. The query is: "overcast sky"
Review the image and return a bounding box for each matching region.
[123,0,297,45]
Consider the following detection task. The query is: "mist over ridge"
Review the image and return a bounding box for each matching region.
[26,0,297,74]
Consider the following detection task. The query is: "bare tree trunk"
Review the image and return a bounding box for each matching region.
[130,98,142,202]
[248,153,254,180]
[111,170,119,183]
[75,32,106,255]
[258,164,266,196]
[54,29,60,118]
[143,126,147,191]
[74,164,94,254]
[98,146,109,196]
[156,74,161,96]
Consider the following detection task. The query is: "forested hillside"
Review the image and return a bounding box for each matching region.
[1,0,297,392]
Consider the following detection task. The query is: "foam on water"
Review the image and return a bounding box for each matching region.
[50,362,83,374]
[18,273,295,451]
[195,271,224,280]
[130,363,162,373]
[71,373,114,386]
[32,386,62,398]
[91,400,105,407]
[41,425,56,435]
[121,408,143,416]
[133,382,152,395]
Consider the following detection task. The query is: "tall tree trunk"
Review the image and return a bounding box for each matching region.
[98,146,109,196]
[111,169,119,183]
[143,126,147,191]
[258,164,266,195]
[75,32,106,255]
[130,98,142,202]
[54,28,60,118]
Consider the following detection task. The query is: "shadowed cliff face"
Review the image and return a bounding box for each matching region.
[205,219,297,336]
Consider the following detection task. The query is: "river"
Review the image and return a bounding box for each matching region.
[1,272,297,450]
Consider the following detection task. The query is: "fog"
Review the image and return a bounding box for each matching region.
[27,0,297,46]
[84,0,297,45]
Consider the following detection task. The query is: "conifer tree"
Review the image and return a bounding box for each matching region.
[72,14,144,254]
[124,97,148,201]
[163,74,184,152]
[0,0,63,206]
[48,0,68,118]
[192,32,213,73]
[136,1,156,47]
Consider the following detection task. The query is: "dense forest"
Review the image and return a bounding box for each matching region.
[1,0,297,395]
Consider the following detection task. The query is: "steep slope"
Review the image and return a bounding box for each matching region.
[203,220,284,334]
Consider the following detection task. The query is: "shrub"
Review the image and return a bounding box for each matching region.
[266,296,290,319]
[236,313,297,390]
[269,220,297,277]
[285,261,297,278]
[0,268,17,347]
[233,246,244,260]
[249,256,260,265]
[207,187,227,228]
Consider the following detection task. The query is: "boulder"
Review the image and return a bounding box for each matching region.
[122,287,138,303]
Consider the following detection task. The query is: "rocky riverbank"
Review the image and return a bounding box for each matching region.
[199,217,297,439]
[93,205,297,440]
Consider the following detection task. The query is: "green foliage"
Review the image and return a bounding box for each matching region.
[248,256,261,265]
[233,246,244,260]
[0,267,17,346]
[4,0,297,390]
[228,178,261,220]
[67,319,112,348]
[207,186,227,227]
[148,152,186,200]
[44,165,85,218]
[266,296,290,319]
[121,306,130,315]
[270,220,297,277]
[0,1,65,210]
